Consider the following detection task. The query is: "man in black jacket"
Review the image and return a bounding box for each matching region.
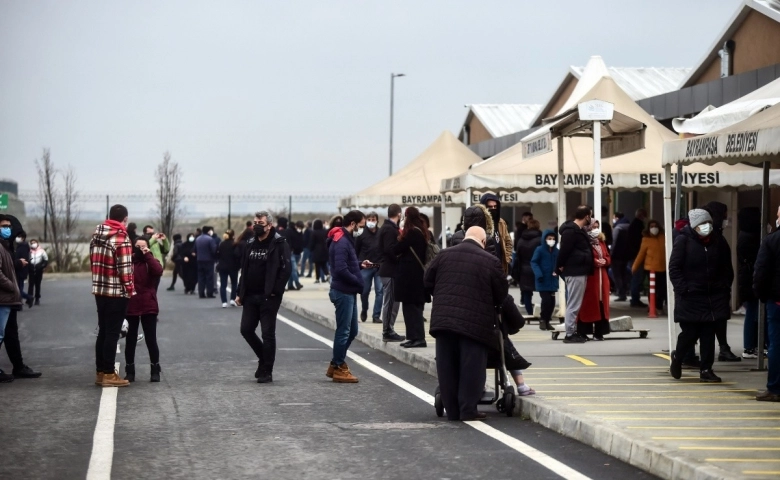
[278,218,304,291]
[377,204,405,342]
[752,215,780,402]
[356,211,383,323]
[628,208,648,307]
[235,211,292,384]
[556,206,593,343]
[611,213,631,301]
[424,226,507,421]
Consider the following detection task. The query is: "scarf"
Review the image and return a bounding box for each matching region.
[584,219,603,261]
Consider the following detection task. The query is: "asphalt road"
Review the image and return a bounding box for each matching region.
[0,276,658,480]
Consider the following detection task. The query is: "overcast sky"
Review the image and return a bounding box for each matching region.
[1,0,741,196]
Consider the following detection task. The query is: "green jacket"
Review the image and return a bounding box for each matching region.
[149,236,170,266]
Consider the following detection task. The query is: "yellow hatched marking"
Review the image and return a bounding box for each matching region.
[708,459,780,462]
[654,353,671,361]
[530,366,661,370]
[540,389,757,394]
[631,427,780,430]
[546,395,750,399]
[571,403,754,406]
[654,436,780,441]
[564,355,597,366]
[681,447,780,451]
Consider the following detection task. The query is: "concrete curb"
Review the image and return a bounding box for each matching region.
[282,298,736,480]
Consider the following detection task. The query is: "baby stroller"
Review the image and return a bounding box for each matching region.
[433,297,529,418]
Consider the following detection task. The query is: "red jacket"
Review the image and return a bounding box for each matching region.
[578,241,611,323]
[90,220,134,298]
[126,252,163,316]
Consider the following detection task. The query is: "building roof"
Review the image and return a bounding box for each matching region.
[680,0,780,88]
[460,104,542,140]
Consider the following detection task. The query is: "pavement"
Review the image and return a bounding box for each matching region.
[281,274,780,480]
[0,275,660,480]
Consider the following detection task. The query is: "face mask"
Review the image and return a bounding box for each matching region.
[366,221,377,229]
[776,219,780,228]
[253,224,268,238]
[546,239,556,247]
[0,227,11,239]
[589,228,600,238]
[30,243,38,249]
[353,227,364,238]
[188,236,195,242]
[722,219,729,228]
[15,237,23,244]
[209,230,214,236]
[696,223,713,237]
[649,227,659,236]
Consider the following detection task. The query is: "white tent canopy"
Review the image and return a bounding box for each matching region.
[672,76,780,135]
[340,131,483,208]
[664,101,780,167]
[442,77,769,195]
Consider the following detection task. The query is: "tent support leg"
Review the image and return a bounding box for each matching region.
[557,136,567,318]
[663,163,676,360]
[757,161,770,371]
[441,196,447,250]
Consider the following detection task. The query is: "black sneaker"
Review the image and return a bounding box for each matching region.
[255,361,264,379]
[384,332,406,342]
[372,316,382,324]
[718,347,742,362]
[630,301,648,308]
[563,334,586,344]
[166,286,175,291]
[0,369,14,383]
[257,370,273,383]
[12,365,42,379]
[670,350,682,379]
[360,310,367,322]
[699,370,722,383]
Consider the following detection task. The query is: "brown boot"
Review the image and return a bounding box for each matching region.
[326,362,336,378]
[332,363,358,383]
[102,371,130,387]
[95,372,104,386]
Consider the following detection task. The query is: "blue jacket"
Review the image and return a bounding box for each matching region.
[195,234,217,263]
[328,228,363,294]
[530,229,559,292]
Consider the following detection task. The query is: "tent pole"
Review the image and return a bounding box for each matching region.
[557,136,567,317]
[675,163,684,221]
[730,191,739,312]
[466,187,472,208]
[593,122,602,226]
[757,161,770,371]
[441,195,447,250]
[663,163,676,360]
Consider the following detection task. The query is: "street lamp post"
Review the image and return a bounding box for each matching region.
[389,73,405,176]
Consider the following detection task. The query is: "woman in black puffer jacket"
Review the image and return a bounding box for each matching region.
[512,219,542,315]
[669,209,734,383]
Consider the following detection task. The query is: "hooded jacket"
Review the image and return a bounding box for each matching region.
[669,226,733,323]
[479,193,513,273]
[450,205,498,257]
[328,227,364,294]
[737,207,761,303]
[126,251,163,316]
[90,219,135,298]
[237,232,292,299]
[610,217,631,261]
[512,228,542,291]
[754,229,780,303]
[556,220,593,277]
[531,229,560,292]
[377,218,400,278]
[0,237,21,307]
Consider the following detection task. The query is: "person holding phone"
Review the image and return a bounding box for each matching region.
[355,211,383,323]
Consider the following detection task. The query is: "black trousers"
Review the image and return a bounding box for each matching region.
[539,291,555,321]
[197,262,215,297]
[240,295,281,371]
[611,260,630,298]
[435,333,488,421]
[676,321,716,372]
[95,296,128,374]
[125,314,159,365]
[1,310,25,370]
[716,319,729,348]
[169,262,181,288]
[314,261,329,281]
[28,269,43,300]
[402,302,426,342]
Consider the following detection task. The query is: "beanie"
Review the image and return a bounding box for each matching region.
[688,209,713,229]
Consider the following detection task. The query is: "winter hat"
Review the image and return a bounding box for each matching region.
[688,209,713,229]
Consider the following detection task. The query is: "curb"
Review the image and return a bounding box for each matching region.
[282,298,736,480]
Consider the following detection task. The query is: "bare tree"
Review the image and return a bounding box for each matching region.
[35,149,81,271]
[155,151,183,236]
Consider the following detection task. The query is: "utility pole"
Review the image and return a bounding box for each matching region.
[389,73,406,176]
[288,195,292,222]
[105,195,109,220]
[228,195,232,230]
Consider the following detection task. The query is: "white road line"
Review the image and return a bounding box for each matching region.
[277,314,593,480]
[86,361,120,480]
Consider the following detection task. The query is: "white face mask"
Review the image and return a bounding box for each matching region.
[30,243,38,249]
[188,236,195,242]
[546,239,556,247]
[649,227,659,236]
[589,228,600,238]
[353,227,364,238]
[15,237,23,244]
[696,223,713,237]
[366,221,377,229]
[775,218,779,228]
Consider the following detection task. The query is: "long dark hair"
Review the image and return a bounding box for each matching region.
[399,207,429,242]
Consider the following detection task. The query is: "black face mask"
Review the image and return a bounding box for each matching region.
[253,224,268,238]
[489,207,500,224]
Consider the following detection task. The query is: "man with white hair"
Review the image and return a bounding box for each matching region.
[424,226,508,421]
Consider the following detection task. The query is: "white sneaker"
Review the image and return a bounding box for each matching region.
[230,300,237,307]
[733,306,747,315]
[222,302,228,308]
[137,333,144,342]
[120,319,129,338]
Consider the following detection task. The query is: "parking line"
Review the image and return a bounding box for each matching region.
[592,410,776,413]
[86,361,120,480]
[743,471,780,475]
[277,313,593,480]
[604,417,779,421]
[631,427,780,430]
[531,383,737,387]
[653,353,671,361]
[565,355,597,366]
[540,389,757,394]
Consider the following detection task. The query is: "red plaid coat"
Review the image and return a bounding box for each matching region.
[90,220,134,298]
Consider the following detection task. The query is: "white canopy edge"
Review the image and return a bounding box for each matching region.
[673,100,780,135]
[663,124,780,166]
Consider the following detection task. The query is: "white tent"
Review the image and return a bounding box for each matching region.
[340,131,483,209]
[672,76,780,135]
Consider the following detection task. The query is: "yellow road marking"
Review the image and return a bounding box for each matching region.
[532,383,737,387]
[540,389,757,394]
[571,403,754,406]
[530,366,661,370]
[654,436,780,441]
[743,471,780,475]
[591,410,777,413]
[681,447,780,451]
[631,427,780,430]
[546,395,752,399]
[564,355,597,366]
[654,353,671,361]
[529,376,702,380]
[708,459,780,462]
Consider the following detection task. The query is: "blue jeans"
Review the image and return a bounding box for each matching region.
[360,268,383,319]
[17,277,30,300]
[330,289,358,366]
[766,302,780,393]
[743,300,768,350]
[300,248,312,276]
[288,254,302,289]
[0,306,11,345]
[197,262,215,297]
[630,266,645,304]
[219,270,238,303]
[520,289,534,316]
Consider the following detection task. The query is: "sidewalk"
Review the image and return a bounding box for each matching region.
[281,276,779,480]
